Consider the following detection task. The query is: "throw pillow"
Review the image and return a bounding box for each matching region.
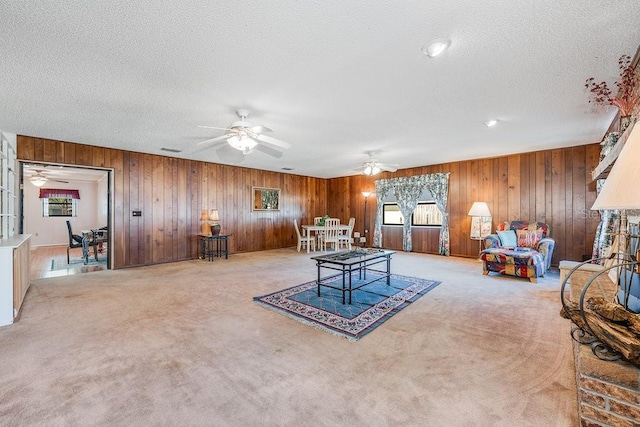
[497,230,517,247]
[516,229,543,248]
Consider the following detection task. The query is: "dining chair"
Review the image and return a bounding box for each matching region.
[313,216,325,246]
[320,218,341,251]
[338,217,355,250]
[294,219,315,253]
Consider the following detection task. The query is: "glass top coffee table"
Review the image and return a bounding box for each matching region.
[311,248,395,304]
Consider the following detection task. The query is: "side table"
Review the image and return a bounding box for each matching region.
[199,234,231,261]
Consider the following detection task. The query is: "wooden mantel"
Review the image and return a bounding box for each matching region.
[592,118,638,181]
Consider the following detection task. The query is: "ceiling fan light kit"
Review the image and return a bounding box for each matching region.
[30,176,47,187]
[363,162,381,176]
[361,152,399,176]
[227,133,258,154]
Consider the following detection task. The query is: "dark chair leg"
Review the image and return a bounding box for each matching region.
[67,247,70,264]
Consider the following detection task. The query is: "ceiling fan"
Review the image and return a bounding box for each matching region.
[361,152,399,176]
[24,166,69,187]
[197,109,291,158]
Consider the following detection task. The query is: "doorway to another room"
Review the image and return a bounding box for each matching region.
[20,162,113,280]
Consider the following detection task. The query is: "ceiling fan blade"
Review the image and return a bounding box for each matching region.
[197,134,233,145]
[51,179,69,183]
[380,164,399,172]
[255,133,291,149]
[254,144,283,158]
[197,125,233,131]
[247,125,272,133]
[216,145,245,163]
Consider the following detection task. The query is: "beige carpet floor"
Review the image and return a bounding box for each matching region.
[0,249,577,426]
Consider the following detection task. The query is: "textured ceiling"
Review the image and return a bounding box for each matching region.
[1,1,639,178]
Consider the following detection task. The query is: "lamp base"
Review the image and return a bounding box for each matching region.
[201,222,210,235]
[211,223,221,236]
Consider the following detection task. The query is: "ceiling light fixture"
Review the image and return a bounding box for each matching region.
[363,161,381,176]
[484,119,499,127]
[422,38,451,58]
[227,132,258,154]
[30,176,47,187]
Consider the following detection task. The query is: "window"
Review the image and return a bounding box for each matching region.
[43,197,78,217]
[383,202,442,226]
[383,203,404,225]
[412,202,443,226]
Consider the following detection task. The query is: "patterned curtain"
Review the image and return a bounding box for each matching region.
[373,172,450,255]
[393,176,427,251]
[373,180,393,248]
[425,173,451,256]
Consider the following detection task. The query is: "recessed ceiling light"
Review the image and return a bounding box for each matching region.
[422,38,451,58]
[484,119,499,127]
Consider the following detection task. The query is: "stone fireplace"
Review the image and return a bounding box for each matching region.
[563,270,640,425]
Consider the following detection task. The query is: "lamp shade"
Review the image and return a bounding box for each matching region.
[468,202,492,217]
[209,209,220,222]
[592,123,640,211]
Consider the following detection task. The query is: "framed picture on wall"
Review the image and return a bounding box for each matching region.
[252,187,280,211]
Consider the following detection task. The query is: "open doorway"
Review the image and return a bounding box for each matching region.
[19,162,113,279]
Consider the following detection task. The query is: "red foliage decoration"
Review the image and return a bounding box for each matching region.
[585,55,640,116]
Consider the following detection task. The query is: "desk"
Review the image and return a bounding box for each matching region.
[311,249,395,304]
[199,234,231,261]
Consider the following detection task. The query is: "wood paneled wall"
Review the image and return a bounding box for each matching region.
[327,144,603,265]
[18,135,602,268]
[18,136,327,268]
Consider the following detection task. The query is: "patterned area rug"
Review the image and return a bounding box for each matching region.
[254,272,441,340]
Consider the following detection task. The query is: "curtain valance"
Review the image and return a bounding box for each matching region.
[39,189,80,199]
[373,172,450,255]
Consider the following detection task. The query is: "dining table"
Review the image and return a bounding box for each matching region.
[80,229,103,264]
[301,223,351,251]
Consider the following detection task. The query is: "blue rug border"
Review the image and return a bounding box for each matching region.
[253,272,441,341]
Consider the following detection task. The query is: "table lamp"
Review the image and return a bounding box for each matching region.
[591,122,640,310]
[200,209,209,235]
[209,209,221,236]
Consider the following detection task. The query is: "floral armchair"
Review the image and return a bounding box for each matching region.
[480,221,555,283]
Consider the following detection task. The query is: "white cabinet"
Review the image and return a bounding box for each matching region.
[0,234,31,326]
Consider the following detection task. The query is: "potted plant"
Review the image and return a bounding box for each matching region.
[585,54,640,132]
